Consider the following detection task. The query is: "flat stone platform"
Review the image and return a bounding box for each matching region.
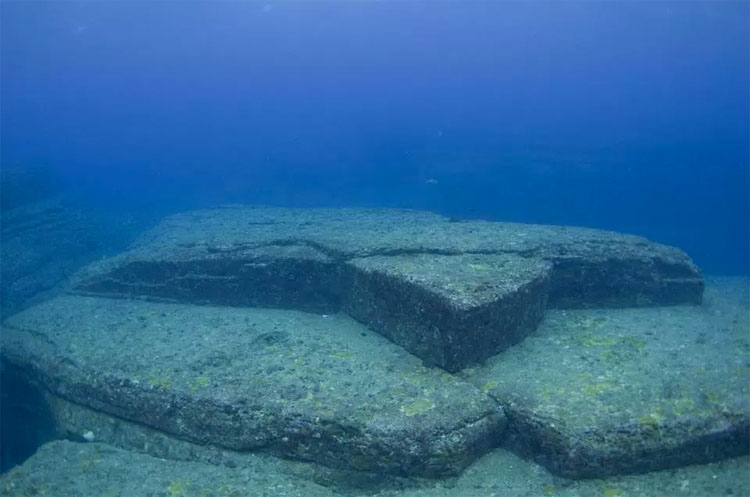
[2,440,748,497]
[1,295,504,477]
[72,206,704,370]
[464,277,750,477]
[3,207,740,484]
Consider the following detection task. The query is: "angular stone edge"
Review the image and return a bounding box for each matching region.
[1,323,506,478]
[70,207,705,312]
[343,258,552,371]
[73,244,345,313]
[546,250,704,308]
[500,404,750,478]
[42,392,422,492]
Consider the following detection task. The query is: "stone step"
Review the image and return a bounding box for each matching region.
[71,206,704,370]
[1,295,504,477]
[2,280,745,480]
[462,277,750,477]
[2,440,748,497]
[344,254,551,371]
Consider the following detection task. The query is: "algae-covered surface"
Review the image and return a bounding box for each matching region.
[464,277,750,477]
[1,295,503,476]
[346,253,551,371]
[2,440,748,497]
[73,206,703,310]
[110,206,686,260]
[348,253,550,309]
[0,440,336,497]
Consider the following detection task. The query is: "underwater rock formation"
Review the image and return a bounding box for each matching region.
[2,295,504,477]
[465,277,750,477]
[345,253,551,371]
[72,206,704,370]
[3,207,742,483]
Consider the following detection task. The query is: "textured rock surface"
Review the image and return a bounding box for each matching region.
[0,441,338,497]
[1,295,505,477]
[76,243,344,313]
[2,440,748,497]
[73,206,703,308]
[72,206,704,370]
[463,277,750,477]
[345,254,551,371]
[46,394,415,491]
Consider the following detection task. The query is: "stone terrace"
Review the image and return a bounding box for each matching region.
[3,207,744,483]
[71,206,704,370]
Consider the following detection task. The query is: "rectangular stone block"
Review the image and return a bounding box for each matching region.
[75,244,343,313]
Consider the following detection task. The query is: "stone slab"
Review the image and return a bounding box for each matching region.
[73,206,704,310]
[1,295,505,477]
[344,254,551,371]
[0,441,337,497]
[2,440,748,497]
[44,393,416,491]
[76,243,344,313]
[70,207,703,371]
[463,277,750,478]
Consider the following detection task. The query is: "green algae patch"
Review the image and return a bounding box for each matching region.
[401,398,435,417]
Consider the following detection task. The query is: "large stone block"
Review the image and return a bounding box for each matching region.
[73,207,704,312]
[75,244,343,313]
[69,207,704,372]
[464,277,749,477]
[1,295,505,477]
[344,254,551,371]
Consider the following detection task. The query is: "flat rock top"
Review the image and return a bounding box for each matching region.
[350,254,551,309]
[3,440,748,497]
[0,441,336,497]
[118,206,689,263]
[464,277,750,435]
[3,295,496,439]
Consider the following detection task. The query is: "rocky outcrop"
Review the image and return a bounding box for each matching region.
[2,295,505,477]
[465,278,750,477]
[72,206,704,370]
[4,206,735,483]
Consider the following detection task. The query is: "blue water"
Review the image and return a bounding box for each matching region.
[3,2,748,274]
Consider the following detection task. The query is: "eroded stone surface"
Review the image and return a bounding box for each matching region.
[70,206,703,371]
[76,243,344,313]
[0,441,338,497]
[463,277,750,477]
[3,439,749,497]
[345,254,551,371]
[1,295,505,477]
[73,206,703,310]
[45,394,415,491]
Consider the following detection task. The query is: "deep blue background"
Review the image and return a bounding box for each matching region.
[2,1,748,274]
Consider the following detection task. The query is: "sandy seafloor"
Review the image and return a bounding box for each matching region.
[1,276,749,497]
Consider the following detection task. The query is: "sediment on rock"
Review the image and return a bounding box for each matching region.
[464,278,750,477]
[70,207,704,370]
[1,295,506,477]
